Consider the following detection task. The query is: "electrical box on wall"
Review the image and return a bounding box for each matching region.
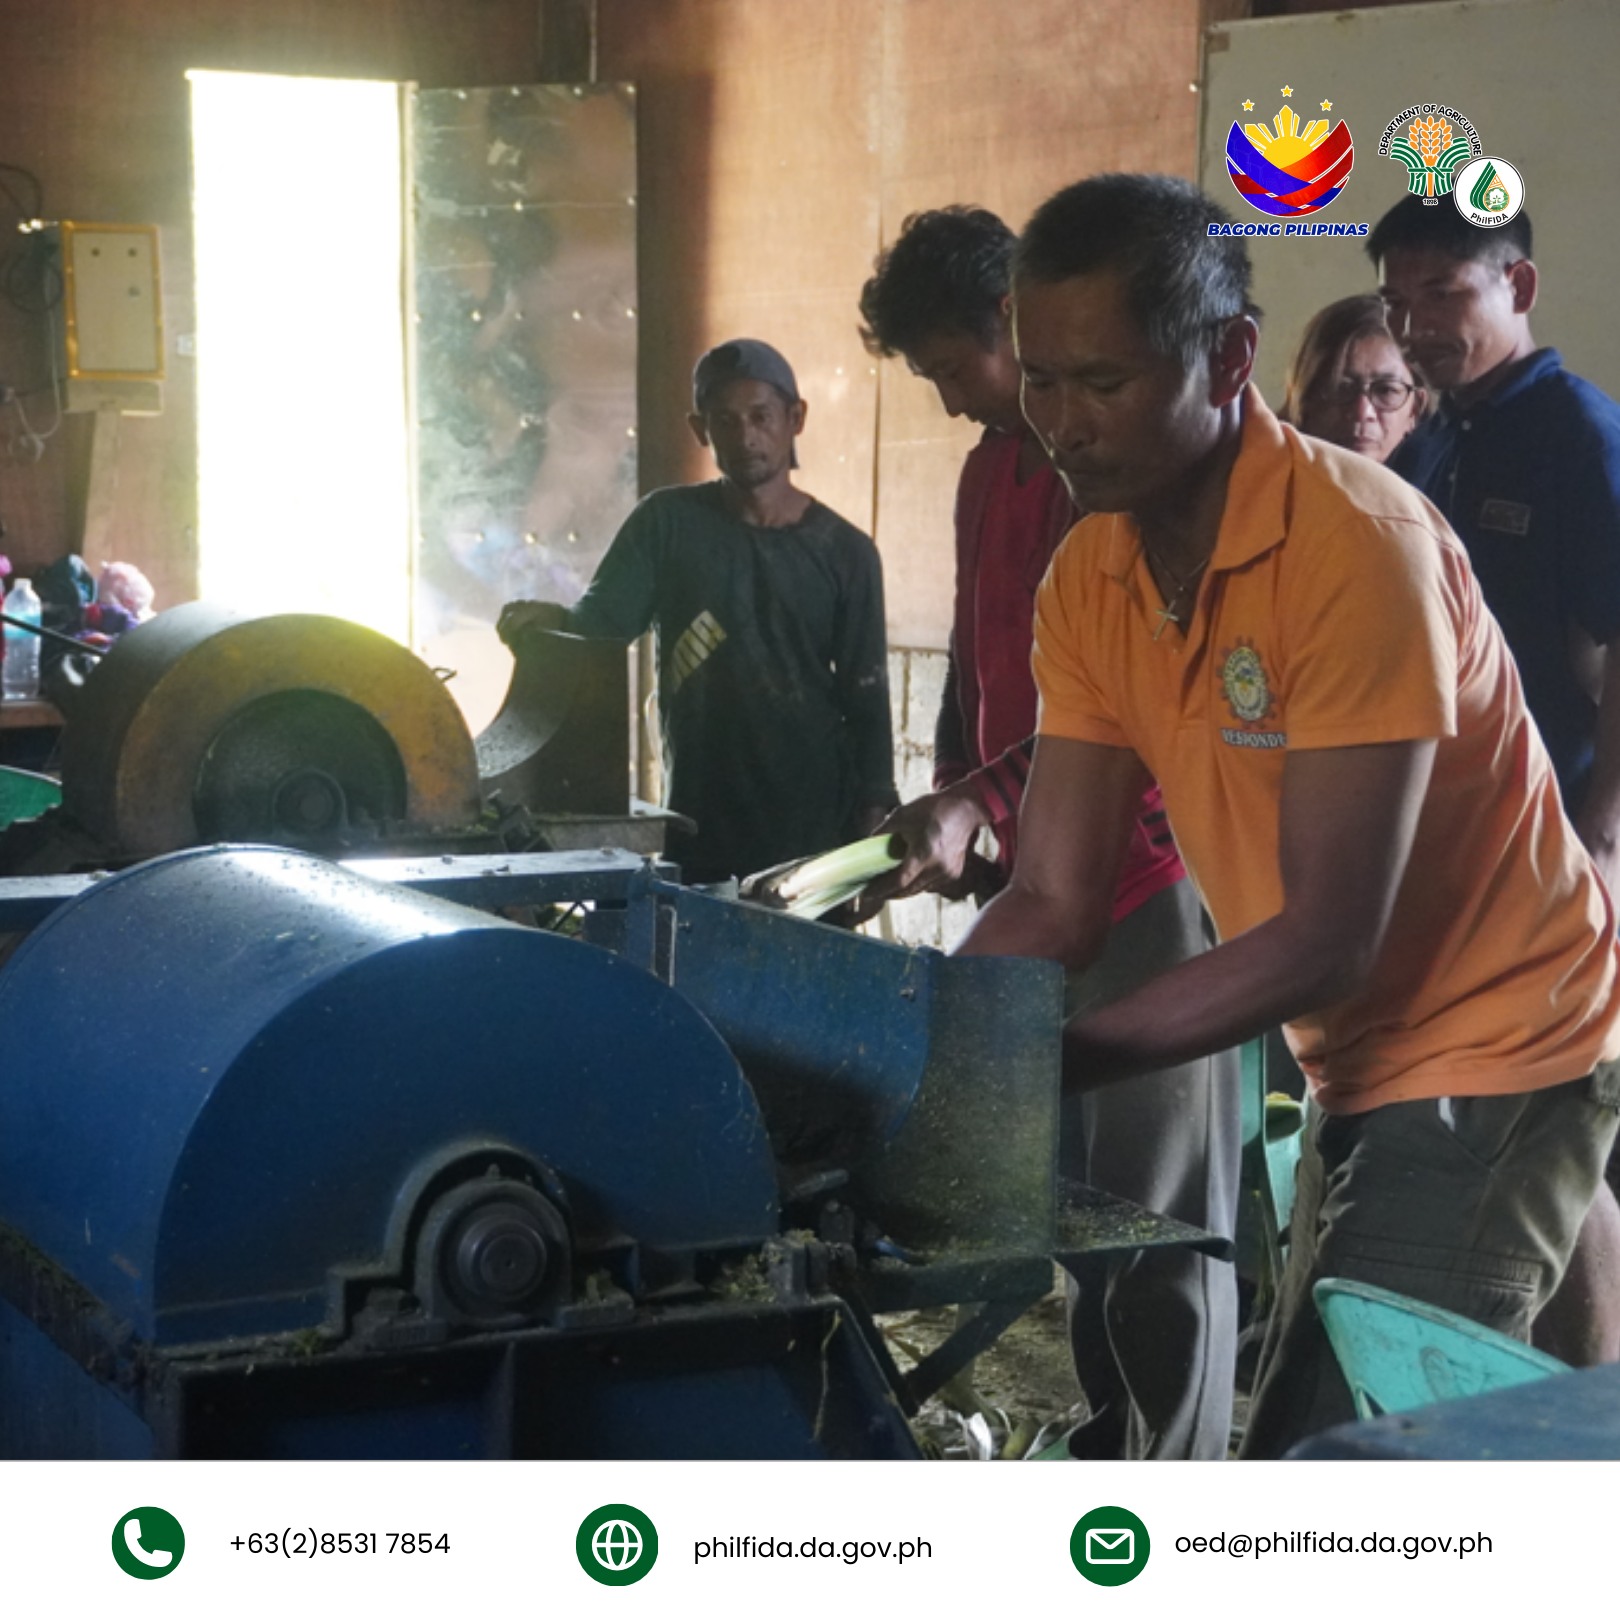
[57,222,164,415]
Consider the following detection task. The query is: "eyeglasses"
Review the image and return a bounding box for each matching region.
[1317,376,1418,413]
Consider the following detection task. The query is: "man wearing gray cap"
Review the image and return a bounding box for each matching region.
[499,338,897,884]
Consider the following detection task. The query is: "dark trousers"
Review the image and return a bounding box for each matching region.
[1062,879,1243,1461]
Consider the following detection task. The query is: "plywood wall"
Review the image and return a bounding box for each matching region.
[600,0,1207,650]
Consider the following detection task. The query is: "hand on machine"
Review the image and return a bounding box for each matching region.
[495,599,573,647]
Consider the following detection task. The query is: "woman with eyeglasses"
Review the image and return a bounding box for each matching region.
[1282,294,1430,465]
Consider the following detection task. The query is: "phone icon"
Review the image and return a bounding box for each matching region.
[111,1507,185,1580]
[125,1520,173,1568]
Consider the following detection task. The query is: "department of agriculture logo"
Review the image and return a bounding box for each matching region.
[1071,1505,1151,1587]
[111,1506,185,1580]
[1225,85,1353,217]
[1453,156,1525,227]
[577,1503,658,1586]
[1379,103,1483,202]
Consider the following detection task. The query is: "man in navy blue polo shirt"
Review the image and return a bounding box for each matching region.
[1374,197,1620,876]
[1374,193,1620,1366]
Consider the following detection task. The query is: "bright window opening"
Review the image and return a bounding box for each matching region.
[189,70,412,644]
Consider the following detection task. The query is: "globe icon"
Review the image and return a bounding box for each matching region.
[577,1503,657,1585]
[592,1520,643,1571]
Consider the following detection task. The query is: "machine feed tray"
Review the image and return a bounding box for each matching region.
[1055,1181,1233,1270]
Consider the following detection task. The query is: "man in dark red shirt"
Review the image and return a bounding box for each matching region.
[859,208,1242,1459]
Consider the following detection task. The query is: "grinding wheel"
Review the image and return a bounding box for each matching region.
[62,604,482,857]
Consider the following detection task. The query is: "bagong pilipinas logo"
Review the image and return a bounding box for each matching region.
[1225,86,1354,217]
[1378,103,1483,204]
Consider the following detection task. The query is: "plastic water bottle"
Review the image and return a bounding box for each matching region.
[2,578,42,701]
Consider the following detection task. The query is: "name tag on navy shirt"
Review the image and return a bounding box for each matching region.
[1477,498,1533,536]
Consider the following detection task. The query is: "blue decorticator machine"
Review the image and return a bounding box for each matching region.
[0,611,1226,1459]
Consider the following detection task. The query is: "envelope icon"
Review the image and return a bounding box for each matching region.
[1085,1527,1135,1564]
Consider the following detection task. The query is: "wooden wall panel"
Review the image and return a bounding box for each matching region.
[600,0,1206,652]
[874,0,1205,647]
[598,1,883,538]
[0,0,539,609]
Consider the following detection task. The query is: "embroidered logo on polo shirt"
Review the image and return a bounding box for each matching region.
[1478,498,1531,536]
[1219,639,1287,749]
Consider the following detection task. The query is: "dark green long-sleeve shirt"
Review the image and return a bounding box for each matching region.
[571,482,897,883]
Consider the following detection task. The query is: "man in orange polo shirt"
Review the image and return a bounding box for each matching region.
[856,205,1238,1462]
[959,172,1620,1457]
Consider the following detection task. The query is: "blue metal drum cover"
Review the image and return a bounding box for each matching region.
[0,846,778,1345]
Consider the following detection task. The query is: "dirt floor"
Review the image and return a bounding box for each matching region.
[876,1268,1088,1460]
[878,1266,1256,1459]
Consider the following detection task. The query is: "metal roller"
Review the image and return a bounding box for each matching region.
[60,604,481,857]
[0,845,781,1343]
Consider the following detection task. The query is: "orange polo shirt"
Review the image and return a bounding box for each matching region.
[1034,385,1620,1114]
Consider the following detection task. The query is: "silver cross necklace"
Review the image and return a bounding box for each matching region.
[1146,547,1209,641]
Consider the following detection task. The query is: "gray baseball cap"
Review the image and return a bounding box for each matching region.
[692,338,800,412]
